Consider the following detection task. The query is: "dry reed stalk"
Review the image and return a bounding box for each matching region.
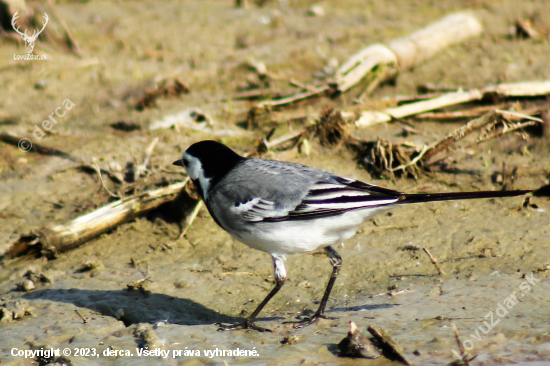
[6,180,190,259]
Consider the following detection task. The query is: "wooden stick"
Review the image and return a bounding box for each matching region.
[347,108,542,176]
[451,323,475,365]
[413,104,509,120]
[422,110,542,166]
[0,132,129,184]
[335,44,398,93]
[472,121,538,144]
[265,129,307,149]
[387,145,428,172]
[74,309,87,324]
[388,13,482,70]
[288,79,317,92]
[178,200,203,239]
[335,12,482,93]
[421,110,500,162]
[6,180,189,259]
[418,83,462,93]
[482,80,550,97]
[257,85,330,108]
[0,132,79,161]
[348,80,550,127]
[423,119,538,168]
[355,90,483,127]
[355,63,394,101]
[92,158,120,198]
[134,137,159,181]
[210,89,281,102]
[393,92,449,103]
[422,247,445,275]
[46,0,84,57]
[367,326,412,366]
[541,109,550,139]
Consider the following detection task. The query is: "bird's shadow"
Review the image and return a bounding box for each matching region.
[330,303,396,313]
[21,288,396,328]
[22,288,238,327]
[292,303,396,320]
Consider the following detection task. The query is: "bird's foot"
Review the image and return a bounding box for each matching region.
[216,320,272,332]
[284,312,336,329]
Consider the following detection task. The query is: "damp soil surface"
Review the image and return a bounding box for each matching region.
[1,1,550,365]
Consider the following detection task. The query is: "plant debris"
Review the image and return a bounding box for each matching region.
[338,321,381,359]
[0,300,32,322]
[6,180,189,259]
[127,278,152,296]
[348,109,543,178]
[110,121,142,132]
[131,78,189,111]
[15,280,35,292]
[367,325,412,365]
[315,107,348,146]
[348,138,424,178]
[509,19,545,40]
[422,247,445,275]
[0,132,79,161]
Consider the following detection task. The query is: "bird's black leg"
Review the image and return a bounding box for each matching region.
[217,254,286,332]
[285,245,342,329]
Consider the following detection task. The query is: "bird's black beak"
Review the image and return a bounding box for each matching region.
[173,159,184,167]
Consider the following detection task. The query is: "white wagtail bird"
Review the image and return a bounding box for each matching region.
[173,140,532,332]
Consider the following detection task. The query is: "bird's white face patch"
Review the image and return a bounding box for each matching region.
[183,152,211,199]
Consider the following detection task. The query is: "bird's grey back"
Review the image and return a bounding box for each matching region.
[210,158,335,208]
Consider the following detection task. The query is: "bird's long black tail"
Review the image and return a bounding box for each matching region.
[398,189,532,205]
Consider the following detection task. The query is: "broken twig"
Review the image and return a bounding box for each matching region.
[0,132,79,161]
[335,13,482,94]
[422,247,445,275]
[6,180,190,259]
[178,200,204,239]
[367,326,412,366]
[92,158,120,198]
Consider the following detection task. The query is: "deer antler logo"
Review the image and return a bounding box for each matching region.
[11,11,49,54]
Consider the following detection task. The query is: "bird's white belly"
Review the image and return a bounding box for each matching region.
[228,207,390,255]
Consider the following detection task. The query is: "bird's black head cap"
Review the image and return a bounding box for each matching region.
[184,140,244,183]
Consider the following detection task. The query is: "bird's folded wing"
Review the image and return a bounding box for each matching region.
[284,179,402,220]
[231,177,403,222]
[231,197,284,222]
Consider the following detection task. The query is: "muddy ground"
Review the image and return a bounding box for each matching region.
[1,0,550,365]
